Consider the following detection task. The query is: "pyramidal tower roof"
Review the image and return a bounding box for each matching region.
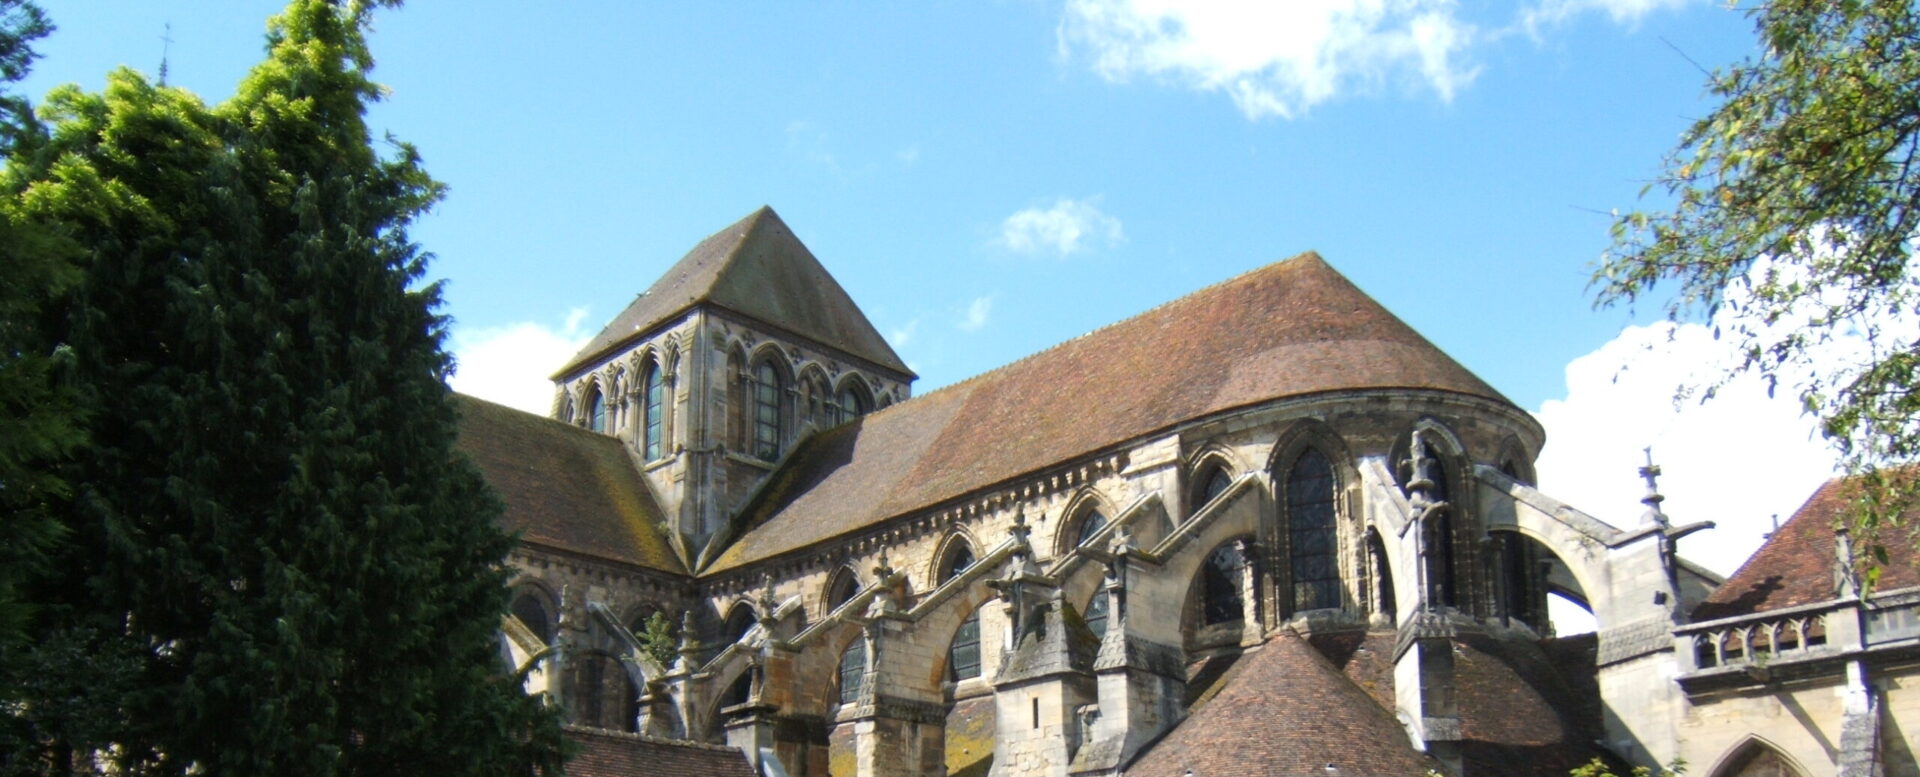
[556,207,912,379]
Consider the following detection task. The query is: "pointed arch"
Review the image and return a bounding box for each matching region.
[1058,489,1116,556]
[725,345,750,452]
[747,346,792,460]
[1707,736,1809,777]
[1267,421,1354,619]
[640,353,668,461]
[832,374,872,425]
[823,565,862,614]
[583,380,608,433]
[1392,419,1469,609]
[934,532,980,585]
[721,600,759,646]
[1282,447,1341,613]
[1494,434,1535,486]
[509,581,558,645]
[1186,446,1240,518]
[796,363,833,432]
[1365,528,1396,622]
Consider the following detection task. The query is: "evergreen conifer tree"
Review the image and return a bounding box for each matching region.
[2,1,567,774]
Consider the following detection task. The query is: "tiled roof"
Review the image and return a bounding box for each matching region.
[1452,633,1615,777]
[555,206,911,379]
[562,726,757,777]
[453,395,686,575]
[1127,632,1442,777]
[711,253,1516,572]
[1694,474,1920,621]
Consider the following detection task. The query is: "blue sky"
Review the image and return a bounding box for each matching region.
[16,0,1843,578]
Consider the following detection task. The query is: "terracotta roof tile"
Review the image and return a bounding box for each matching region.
[1451,634,1614,777]
[713,253,1516,572]
[556,206,910,379]
[453,395,686,575]
[1128,633,1442,777]
[1694,474,1920,621]
[562,727,757,777]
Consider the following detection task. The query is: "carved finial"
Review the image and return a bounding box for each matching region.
[1404,432,1436,509]
[1108,522,1135,555]
[1638,447,1668,528]
[872,550,895,583]
[1008,507,1032,547]
[758,574,779,624]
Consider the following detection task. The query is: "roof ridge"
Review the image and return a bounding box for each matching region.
[454,392,614,444]
[863,251,1327,417]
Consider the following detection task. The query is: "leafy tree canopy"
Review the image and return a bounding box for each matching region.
[0,1,566,774]
[1598,0,1920,578]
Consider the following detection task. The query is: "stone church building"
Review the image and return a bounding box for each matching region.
[458,207,1918,776]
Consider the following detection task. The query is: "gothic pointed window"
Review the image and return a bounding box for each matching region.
[586,385,607,433]
[752,360,784,460]
[838,639,866,704]
[511,591,553,644]
[642,360,665,460]
[1194,464,1233,513]
[1427,458,1457,608]
[948,610,981,681]
[1202,542,1245,625]
[1075,509,1108,547]
[940,541,976,584]
[826,567,860,611]
[836,384,867,425]
[723,602,757,645]
[1287,449,1340,612]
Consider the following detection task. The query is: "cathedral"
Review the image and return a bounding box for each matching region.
[459,207,1919,777]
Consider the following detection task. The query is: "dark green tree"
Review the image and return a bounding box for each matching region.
[0,0,79,691]
[1597,0,1920,578]
[2,1,567,774]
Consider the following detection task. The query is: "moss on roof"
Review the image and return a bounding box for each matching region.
[453,394,686,575]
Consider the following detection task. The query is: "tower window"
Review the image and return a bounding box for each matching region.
[752,360,783,460]
[586,386,607,433]
[1287,449,1340,612]
[643,360,665,460]
[836,384,867,425]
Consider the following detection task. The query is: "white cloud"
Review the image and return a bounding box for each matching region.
[888,318,921,348]
[1520,0,1691,33]
[1533,320,1839,577]
[959,295,994,332]
[998,197,1124,257]
[1057,0,1481,119]
[448,307,592,415]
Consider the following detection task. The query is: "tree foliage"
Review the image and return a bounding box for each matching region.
[1597,0,1920,576]
[0,0,77,664]
[1,1,566,774]
[635,611,679,668]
